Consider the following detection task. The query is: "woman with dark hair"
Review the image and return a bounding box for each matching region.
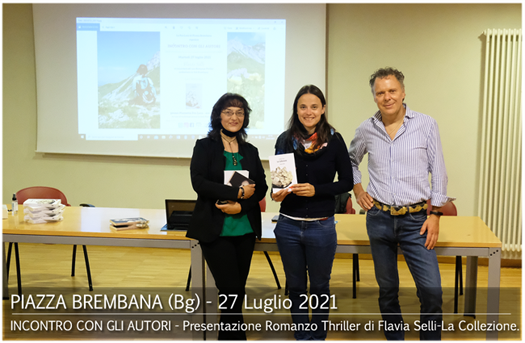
[272,85,354,340]
[187,93,267,340]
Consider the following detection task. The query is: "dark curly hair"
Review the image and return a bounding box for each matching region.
[369,67,405,94]
[208,93,251,144]
[286,85,334,147]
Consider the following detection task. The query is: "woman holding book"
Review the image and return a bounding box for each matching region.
[271,85,353,340]
[187,93,267,340]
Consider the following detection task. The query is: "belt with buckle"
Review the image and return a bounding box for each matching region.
[373,200,428,216]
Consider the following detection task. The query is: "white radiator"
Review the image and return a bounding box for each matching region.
[478,29,522,253]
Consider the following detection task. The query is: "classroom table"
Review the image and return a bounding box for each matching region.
[3,207,502,340]
[2,206,210,291]
[2,206,209,340]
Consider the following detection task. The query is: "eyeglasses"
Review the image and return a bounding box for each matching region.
[222,110,245,118]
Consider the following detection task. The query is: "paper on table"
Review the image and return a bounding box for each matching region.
[23,199,62,211]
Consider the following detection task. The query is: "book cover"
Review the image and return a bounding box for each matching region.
[110,222,149,231]
[228,171,255,188]
[110,217,149,227]
[223,170,250,186]
[220,170,254,203]
[269,153,297,193]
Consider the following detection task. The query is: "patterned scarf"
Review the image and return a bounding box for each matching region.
[298,132,328,154]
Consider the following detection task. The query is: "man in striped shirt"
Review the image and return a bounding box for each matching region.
[349,67,454,340]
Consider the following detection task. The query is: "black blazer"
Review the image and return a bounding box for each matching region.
[186,137,268,243]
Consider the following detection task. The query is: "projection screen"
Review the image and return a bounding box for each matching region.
[33,3,326,159]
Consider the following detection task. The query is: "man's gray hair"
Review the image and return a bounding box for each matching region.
[369,67,405,93]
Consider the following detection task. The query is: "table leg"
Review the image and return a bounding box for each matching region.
[464,256,478,317]
[190,240,206,340]
[3,242,8,299]
[486,247,501,340]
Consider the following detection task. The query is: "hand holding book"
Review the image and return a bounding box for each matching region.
[271,188,292,202]
[227,171,255,188]
[222,170,256,202]
[290,183,315,197]
[239,184,255,199]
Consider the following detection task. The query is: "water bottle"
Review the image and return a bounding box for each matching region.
[12,193,18,215]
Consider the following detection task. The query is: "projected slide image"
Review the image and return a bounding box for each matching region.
[97,31,161,129]
[185,83,202,109]
[227,32,266,129]
[76,17,285,148]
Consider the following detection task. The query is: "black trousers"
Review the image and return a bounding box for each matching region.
[200,233,256,340]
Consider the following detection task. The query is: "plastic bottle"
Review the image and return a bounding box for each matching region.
[12,193,18,215]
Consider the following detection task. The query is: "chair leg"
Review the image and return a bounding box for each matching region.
[82,245,93,291]
[6,242,13,283]
[186,267,192,292]
[263,251,281,289]
[14,243,22,296]
[71,245,77,276]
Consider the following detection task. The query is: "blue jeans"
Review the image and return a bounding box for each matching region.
[274,215,337,340]
[366,206,443,340]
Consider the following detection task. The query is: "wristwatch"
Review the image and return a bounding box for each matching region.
[429,210,443,216]
[240,186,245,199]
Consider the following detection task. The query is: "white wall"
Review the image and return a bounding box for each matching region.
[327,3,521,216]
[3,4,522,215]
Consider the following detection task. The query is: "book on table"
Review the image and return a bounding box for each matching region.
[110,217,149,230]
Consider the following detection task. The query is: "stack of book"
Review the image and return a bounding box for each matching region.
[23,199,65,224]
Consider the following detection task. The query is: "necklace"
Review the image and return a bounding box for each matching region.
[385,121,403,139]
[220,130,238,166]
